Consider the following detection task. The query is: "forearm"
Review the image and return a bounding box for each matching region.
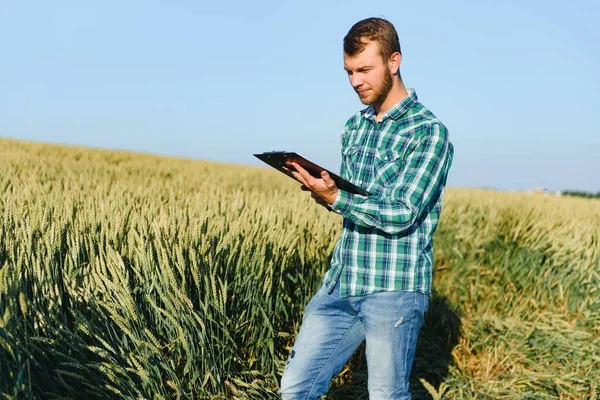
[331,126,453,234]
[331,189,418,234]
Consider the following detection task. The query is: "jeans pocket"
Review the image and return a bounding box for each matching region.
[302,284,327,316]
[423,293,430,314]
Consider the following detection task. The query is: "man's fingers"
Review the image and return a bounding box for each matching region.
[290,162,314,186]
[285,163,307,187]
[289,163,337,207]
[289,170,308,187]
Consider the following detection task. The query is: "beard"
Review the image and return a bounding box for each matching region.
[359,70,394,106]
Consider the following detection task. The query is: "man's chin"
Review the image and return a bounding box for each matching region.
[358,95,375,105]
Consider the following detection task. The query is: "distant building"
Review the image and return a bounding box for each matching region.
[528,187,562,196]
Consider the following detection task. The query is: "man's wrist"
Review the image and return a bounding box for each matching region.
[330,189,354,215]
[328,189,340,206]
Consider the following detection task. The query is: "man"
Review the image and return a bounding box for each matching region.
[279,17,454,399]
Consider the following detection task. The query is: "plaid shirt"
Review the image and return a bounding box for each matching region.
[325,89,454,298]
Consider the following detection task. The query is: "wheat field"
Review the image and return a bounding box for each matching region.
[1,137,599,399]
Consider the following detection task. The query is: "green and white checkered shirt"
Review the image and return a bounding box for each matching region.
[325,89,454,298]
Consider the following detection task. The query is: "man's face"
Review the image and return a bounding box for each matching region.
[344,41,393,106]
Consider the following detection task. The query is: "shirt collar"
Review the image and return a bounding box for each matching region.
[362,88,418,122]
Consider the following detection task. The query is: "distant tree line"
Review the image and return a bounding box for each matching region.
[561,190,600,199]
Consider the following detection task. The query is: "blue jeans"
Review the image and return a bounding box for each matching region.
[279,277,429,400]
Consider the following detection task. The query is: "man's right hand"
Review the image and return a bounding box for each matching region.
[301,185,334,211]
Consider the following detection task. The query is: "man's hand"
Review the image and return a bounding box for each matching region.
[302,186,333,210]
[284,161,338,206]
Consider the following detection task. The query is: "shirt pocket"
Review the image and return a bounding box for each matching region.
[342,144,360,180]
[373,149,403,187]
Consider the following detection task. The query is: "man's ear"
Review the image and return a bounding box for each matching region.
[389,52,402,75]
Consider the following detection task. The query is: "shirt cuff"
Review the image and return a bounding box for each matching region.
[330,189,355,215]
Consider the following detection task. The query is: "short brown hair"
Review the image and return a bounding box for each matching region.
[343,17,401,61]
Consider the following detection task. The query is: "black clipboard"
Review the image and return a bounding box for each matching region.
[253,151,372,196]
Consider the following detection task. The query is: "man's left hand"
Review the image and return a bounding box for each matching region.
[285,161,338,205]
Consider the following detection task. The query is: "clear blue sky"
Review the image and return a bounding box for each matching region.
[1,1,598,192]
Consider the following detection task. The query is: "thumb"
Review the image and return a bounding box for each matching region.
[321,170,334,188]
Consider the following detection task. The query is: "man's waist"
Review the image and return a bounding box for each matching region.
[340,223,435,245]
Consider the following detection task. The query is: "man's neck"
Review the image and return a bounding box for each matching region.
[374,78,408,121]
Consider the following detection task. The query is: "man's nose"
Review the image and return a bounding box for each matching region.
[349,74,363,89]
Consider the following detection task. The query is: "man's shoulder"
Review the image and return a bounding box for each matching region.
[407,102,449,141]
[409,105,454,163]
